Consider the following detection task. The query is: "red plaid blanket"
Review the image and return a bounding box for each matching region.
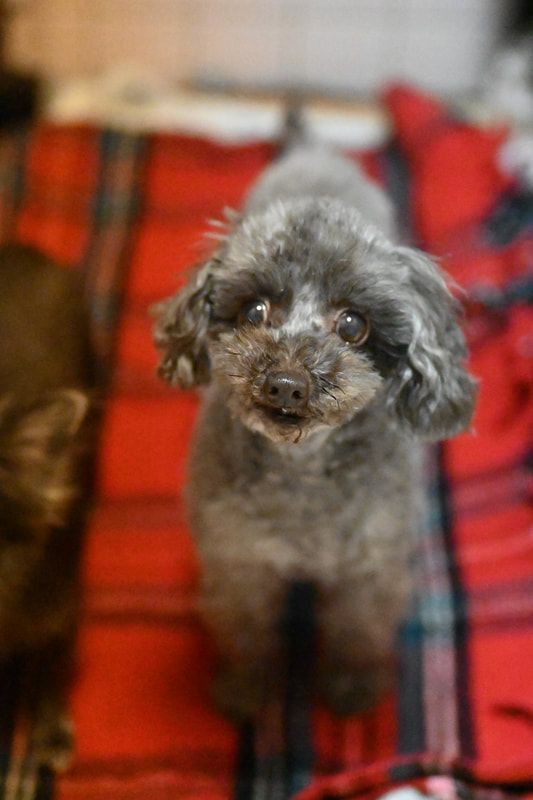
[0,85,531,800]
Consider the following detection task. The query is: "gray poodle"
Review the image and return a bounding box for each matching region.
[153,129,476,719]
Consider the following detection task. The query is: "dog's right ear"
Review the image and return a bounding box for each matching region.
[152,261,213,388]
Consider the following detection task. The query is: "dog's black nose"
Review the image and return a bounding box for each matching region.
[263,370,309,410]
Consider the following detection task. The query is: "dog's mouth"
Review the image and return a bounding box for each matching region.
[246,401,323,443]
[255,403,307,426]
[265,407,305,425]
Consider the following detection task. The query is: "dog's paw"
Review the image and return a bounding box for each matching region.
[212,665,266,722]
[3,715,73,800]
[30,712,74,773]
[320,665,391,716]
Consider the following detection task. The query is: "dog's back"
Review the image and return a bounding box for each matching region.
[245,110,396,238]
[0,244,94,396]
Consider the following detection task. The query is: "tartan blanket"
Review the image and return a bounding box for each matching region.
[0,85,531,800]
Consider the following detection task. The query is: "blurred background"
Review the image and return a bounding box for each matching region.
[1,0,527,95]
[1,0,532,144]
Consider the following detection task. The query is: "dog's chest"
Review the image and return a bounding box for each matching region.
[221,437,394,573]
[188,404,417,583]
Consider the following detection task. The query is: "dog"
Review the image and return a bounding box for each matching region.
[153,120,477,719]
[0,244,95,778]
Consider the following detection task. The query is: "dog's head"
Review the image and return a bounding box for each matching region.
[154,198,476,444]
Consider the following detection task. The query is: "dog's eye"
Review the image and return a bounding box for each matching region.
[239,299,270,326]
[335,309,369,345]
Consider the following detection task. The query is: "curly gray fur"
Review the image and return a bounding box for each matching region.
[153,139,477,718]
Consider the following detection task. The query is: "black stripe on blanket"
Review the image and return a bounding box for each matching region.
[234,582,317,800]
[437,443,476,760]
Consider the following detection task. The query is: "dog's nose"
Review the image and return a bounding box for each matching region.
[263,370,309,410]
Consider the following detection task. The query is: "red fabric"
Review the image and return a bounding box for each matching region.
[7,126,99,263]
[385,85,512,249]
[2,97,530,799]
[386,85,533,784]
[62,136,274,799]
[295,84,533,800]
[0,125,275,798]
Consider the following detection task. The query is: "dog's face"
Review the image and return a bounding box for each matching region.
[154,198,476,443]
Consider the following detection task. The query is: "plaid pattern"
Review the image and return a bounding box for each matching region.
[298,88,533,800]
[0,84,530,800]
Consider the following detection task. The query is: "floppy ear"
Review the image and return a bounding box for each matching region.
[152,262,213,389]
[388,246,477,440]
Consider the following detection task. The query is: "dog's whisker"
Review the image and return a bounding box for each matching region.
[204,231,227,242]
[318,376,345,396]
[322,378,345,396]
[322,387,341,411]
[330,382,345,395]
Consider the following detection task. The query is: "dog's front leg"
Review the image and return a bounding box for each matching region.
[25,634,75,774]
[199,560,286,721]
[318,575,408,716]
[6,633,77,800]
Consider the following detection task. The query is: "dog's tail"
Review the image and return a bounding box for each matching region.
[278,97,311,156]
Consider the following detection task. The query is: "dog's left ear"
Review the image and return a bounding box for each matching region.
[388,246,477,440]
[152,261,214,389]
